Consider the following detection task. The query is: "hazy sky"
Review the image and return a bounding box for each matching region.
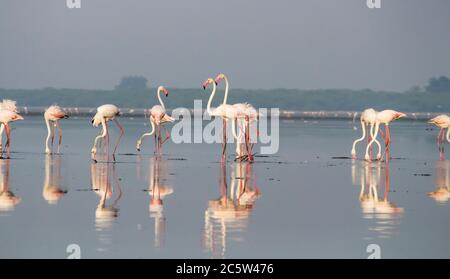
[1,0,449,91]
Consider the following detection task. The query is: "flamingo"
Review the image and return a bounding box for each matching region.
[203,78,236,161]
[428,114,450,160]
[136,86,174,153]
[351,108,382,160]
[366,110,406,161]
[91,104,123,162]
[44,105,69,154]
[0,99,19,153]
[0,108,24,159]
[215,73,258,162]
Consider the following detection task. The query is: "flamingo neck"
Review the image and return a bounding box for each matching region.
[45,117,51,151]
[157,88,165,110]
[446,128,450,143]
[222,75,229,105]
[207,82,217,116]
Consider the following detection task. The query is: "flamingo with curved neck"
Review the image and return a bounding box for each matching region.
[351,108,382,160]
[203,78,236,161]
[215,73,257,162]
[366,110,406,161]
[136,86,174,153]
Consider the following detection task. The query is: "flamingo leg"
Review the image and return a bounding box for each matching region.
[112,118,124,161]
[51,122,55,147]
[441,127,446,160]
[0,124,4,153]
[385,125,391,161]
[157,125,162,154]
[56,121,62,154]
[5,124,11,159]
[246,119,253,162]
[437,128,443,160]
[222,119,227,161]
[437,128,443,153]
[105,121,110,156]
[154,128,158,154]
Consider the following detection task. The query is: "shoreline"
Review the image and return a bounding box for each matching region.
[17,107,446,120]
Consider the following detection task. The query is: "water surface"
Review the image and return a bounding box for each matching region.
[0,117,449,258]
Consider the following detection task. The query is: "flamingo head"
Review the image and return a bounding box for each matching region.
[91,113,102,127]
[202,78,215,90]
[13,113,24,121]
[158,86,169,97]
[214,73,226,84]
[393,111,406,120]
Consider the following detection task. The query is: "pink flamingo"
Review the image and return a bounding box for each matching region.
[0,108,24,159]
[44,105,69,154]
[351,108,382,160]
[366,110,406,161]
[136,86,174,153]
[214,73,258,161]
[0,100,20,153]
[91,104,123,162]
[203,78,236,161]
[429,114,450,160]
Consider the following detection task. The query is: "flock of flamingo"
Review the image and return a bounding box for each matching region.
[0,73,259,162]
[351,108,450,161]
[0,76,450,162]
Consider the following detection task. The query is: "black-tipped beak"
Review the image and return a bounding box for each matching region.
[203,85,206,90]
[91,119,94,124]
[215,81,218,85]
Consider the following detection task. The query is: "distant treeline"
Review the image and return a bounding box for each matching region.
[1,87,450,112]
[2,75,449,112]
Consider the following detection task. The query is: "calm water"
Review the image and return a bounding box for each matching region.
[0,117,449,258]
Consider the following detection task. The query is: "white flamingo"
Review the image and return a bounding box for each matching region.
[351,108,382,160]
[44,105,69,154]
[215,73,258,162]
[428,114,450,160]
[366,110,406,161]
[0,106,24,159]
[203,78,236,160]
[91,104,123,162]
[0,100,20,153]
[136,86,174,153]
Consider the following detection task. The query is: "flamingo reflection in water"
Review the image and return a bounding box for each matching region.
[352,160,403,239]
[428,160,450,204]
[0,159,21,213]
[203,162,261,258]
[42,155,67,205]
[91,156,122,252]
[147,156,174,248]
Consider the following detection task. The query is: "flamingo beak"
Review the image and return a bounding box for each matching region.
[203,85,206,90]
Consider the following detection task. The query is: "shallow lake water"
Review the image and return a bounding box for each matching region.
[0,117,449,258]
